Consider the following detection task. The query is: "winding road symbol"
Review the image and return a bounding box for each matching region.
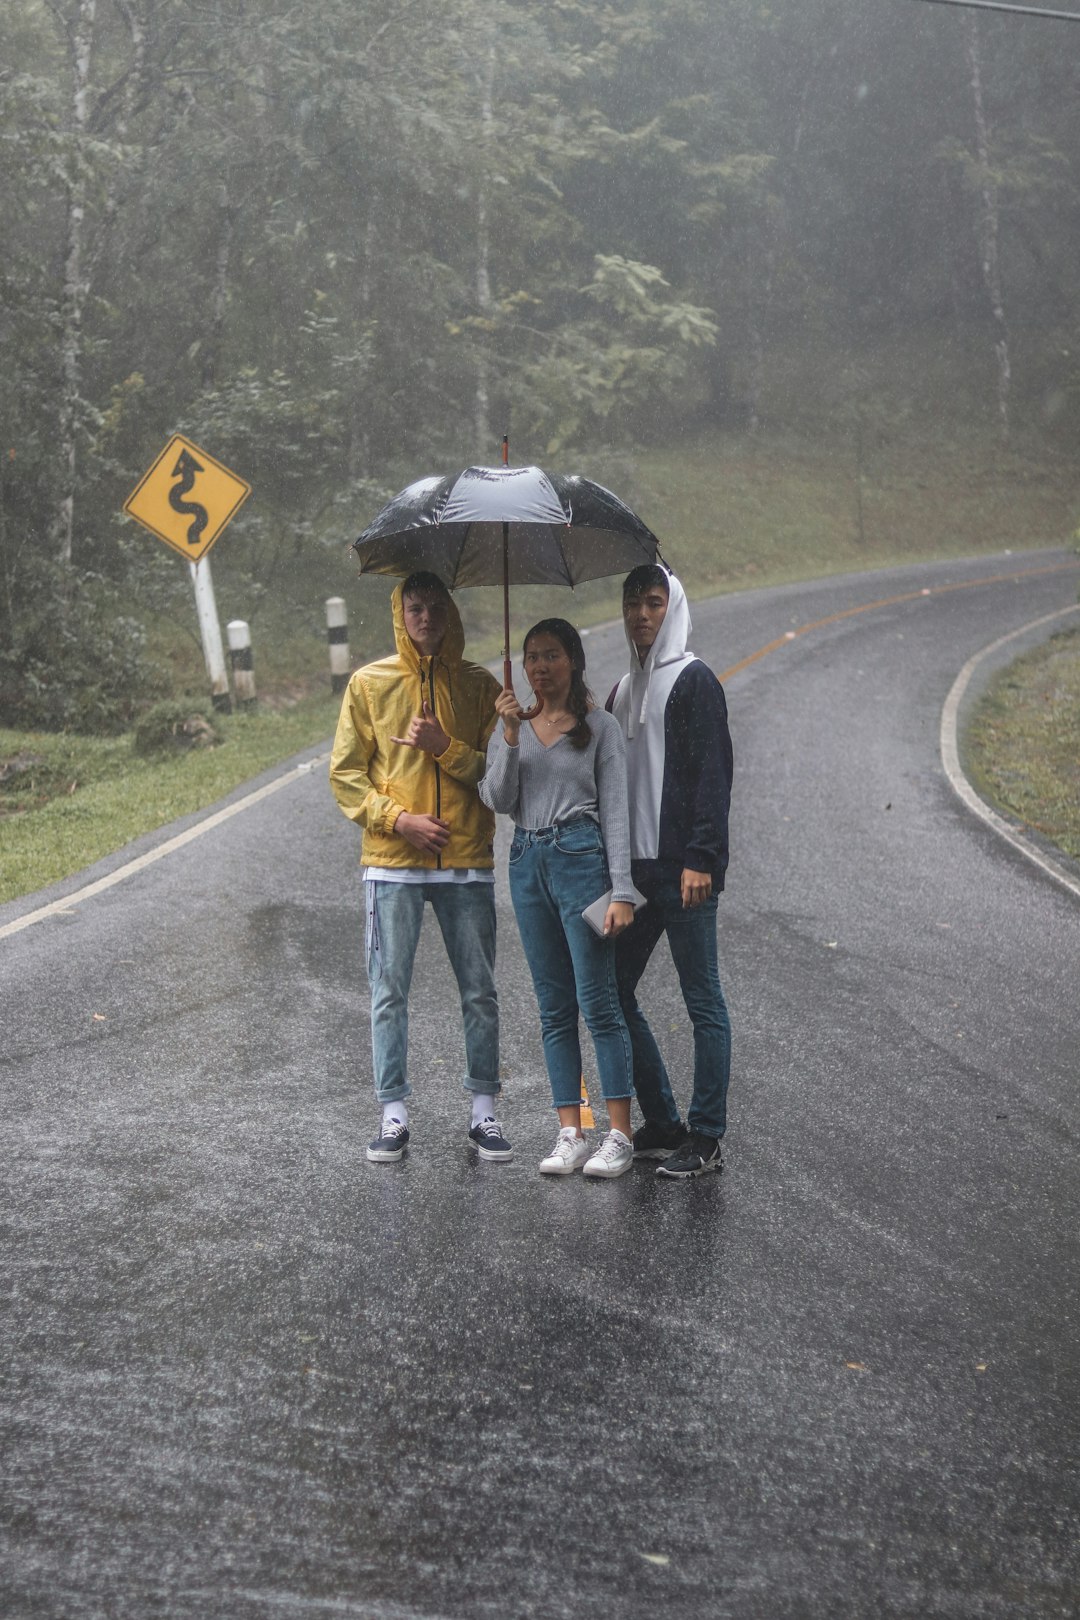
[167,449,210,548]
[123,433,251,562]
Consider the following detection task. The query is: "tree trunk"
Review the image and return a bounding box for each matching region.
[202,179,236,392]
[350,196,379,480]
[55,0,98,571]
[474,42,496,458]
[746,221,774,437]
[854,415,866,546]
[85,0,146,278]
[965,14,1011,444]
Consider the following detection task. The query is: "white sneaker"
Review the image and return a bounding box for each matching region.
[583,1128,634,1179]
[539,1127,591,1176]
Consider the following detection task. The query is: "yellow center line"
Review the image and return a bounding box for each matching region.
[716,559,1080,683]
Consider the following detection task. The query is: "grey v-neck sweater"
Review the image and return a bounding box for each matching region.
[479,711,635,902]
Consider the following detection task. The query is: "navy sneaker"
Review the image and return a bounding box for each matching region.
[367,1120,410,1163]
[468,1118,514,1162]
[632,1119,690,1160]
[655,1131,723,1179]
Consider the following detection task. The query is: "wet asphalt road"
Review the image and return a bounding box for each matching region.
[2,548,1079,1620]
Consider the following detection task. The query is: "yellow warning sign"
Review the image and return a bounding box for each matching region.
[123,434,251,562]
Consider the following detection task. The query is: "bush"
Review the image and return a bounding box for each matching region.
[0,560,169,734]
[132,700,224,757]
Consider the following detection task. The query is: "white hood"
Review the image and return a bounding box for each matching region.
[621,569,694,739]
[611,569,697,861]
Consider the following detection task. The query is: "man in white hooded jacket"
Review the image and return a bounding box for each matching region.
[607,565,733,1178]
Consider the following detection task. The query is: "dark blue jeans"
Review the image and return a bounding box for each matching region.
[614,873,731,1138]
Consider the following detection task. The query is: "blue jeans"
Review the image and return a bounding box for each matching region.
[508,819,633,1109]
[365,880,499,1105]
[614,873,731,1138]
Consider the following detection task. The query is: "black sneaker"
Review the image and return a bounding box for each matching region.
[367,1120,410,1162]
[655,1131,723,1178]
[632,1119,690,1160]
[468,1118,514,1162]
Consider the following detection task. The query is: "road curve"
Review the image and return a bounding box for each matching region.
[2,547,1078,1620]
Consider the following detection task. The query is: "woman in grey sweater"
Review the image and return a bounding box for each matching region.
[480,618,638,1178]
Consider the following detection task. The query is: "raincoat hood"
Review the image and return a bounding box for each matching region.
[391,579,466,672]
[621,569,694,738]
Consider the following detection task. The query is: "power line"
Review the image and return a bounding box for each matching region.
[912,0,1080,20]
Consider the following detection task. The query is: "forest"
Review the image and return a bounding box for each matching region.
[2,0,1078,730]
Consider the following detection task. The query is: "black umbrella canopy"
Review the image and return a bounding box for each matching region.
[352,463,659,589]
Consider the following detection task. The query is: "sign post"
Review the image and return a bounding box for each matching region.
[124,434,252,709]
[189,558,231,708]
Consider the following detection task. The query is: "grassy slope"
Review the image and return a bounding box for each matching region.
[0,697,341,905]
[2,426,1077,906]
[964,627,1080,860]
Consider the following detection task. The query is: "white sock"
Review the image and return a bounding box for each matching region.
[471,1093,497,1127]
[382,1101,408,1129]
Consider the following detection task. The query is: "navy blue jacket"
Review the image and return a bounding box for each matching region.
[607,659,732,889]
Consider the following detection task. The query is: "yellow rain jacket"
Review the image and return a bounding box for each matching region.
[329,583,501,871]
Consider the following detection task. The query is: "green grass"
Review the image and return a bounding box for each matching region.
[964,627,1080,860]
[634,429,1076,589]
[0,695,341,906]
[3,423,1078,907]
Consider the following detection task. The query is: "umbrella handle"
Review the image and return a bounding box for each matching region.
[503,655,543,720]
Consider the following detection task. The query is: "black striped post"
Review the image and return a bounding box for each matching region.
[226,620,256,709]
[326,597,350,693]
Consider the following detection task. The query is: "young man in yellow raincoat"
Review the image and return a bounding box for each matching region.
[330,572,510,1164]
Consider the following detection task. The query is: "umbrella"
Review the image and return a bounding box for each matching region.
[353,439,660,710]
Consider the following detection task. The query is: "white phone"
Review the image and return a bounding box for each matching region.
[581,883,648,938]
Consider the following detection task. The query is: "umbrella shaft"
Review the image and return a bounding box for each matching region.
[502,520,511,673]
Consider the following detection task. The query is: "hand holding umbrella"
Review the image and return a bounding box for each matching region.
[494,686,527,745]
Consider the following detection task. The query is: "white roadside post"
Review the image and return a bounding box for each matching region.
[326,596,351,693]
[189,558,231,711]
[227,619,256,708]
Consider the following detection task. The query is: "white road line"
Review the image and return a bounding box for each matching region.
[939,607,1080,901]
[0,752,331,941]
